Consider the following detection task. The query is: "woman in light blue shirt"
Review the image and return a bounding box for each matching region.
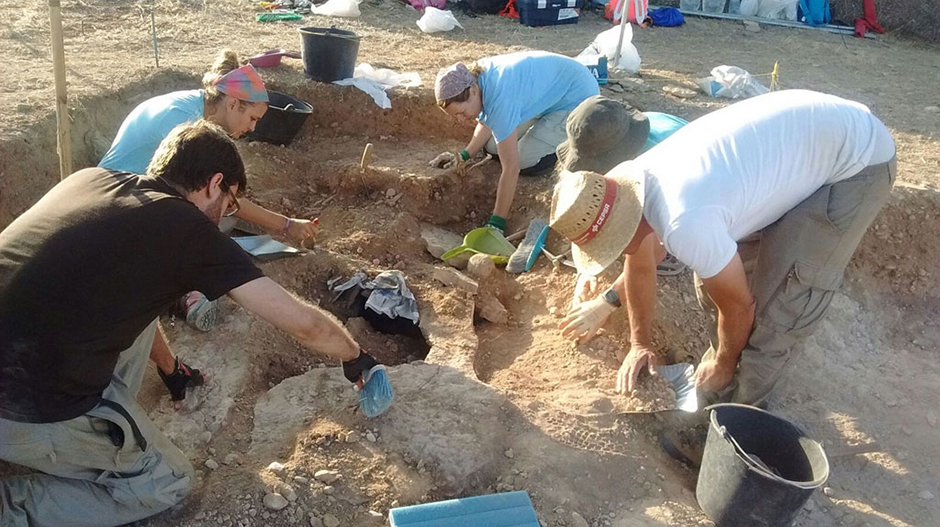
[434,51,600,233]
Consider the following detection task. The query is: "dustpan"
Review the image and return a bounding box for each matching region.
[440,227,516,265]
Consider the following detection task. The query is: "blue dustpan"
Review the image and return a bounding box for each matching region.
[390,490,539,527]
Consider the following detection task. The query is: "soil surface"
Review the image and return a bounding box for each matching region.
[1,2,939,527]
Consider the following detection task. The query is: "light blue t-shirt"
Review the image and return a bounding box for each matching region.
[478,51,599,143]
[643,112,688,152]
[99,90,205,174]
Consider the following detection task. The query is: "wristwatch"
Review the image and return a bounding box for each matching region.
[602,288,622,308]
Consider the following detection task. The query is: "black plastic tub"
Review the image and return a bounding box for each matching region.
[248,91,312,146]
[298,26,361,83]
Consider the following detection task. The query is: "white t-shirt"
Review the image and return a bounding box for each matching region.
[636,90,895,279]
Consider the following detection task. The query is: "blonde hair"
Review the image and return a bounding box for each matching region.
[203,49,241,106]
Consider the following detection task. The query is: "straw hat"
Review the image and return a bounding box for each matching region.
[549,165,645,276]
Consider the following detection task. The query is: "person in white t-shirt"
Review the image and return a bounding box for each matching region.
[551,90,896,422]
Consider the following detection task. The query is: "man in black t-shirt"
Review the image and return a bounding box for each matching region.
[0,121,382,527]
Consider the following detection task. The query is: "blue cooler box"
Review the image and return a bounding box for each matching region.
[518,0,583,27]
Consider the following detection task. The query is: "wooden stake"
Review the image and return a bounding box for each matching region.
[49,0,71,180]
[150,9,159,68]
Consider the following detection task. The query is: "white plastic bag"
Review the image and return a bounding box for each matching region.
[416,7,463,33]
[354,63,422,88]
[694,65,769,99]
[739,0,759,16]
[756,0,798,20]
[578,25,641,74]
[311,0,361,17]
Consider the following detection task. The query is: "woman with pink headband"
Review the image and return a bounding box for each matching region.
[98,49,320,406]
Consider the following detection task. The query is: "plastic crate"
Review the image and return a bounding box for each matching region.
[518,0,582,27]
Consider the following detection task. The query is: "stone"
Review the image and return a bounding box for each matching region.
[223,453,239,465]
[420,224,464,260]
[294,476,310,485]
[927,411,938,427]
[314,470,341,484]
[466,254,496,281]
[386,188,396,199]
[803,499,815,511]
[368,510,383,520]
[323,485,336,495]
[663,85,697,99]
[323,513,340,527]
[204,459,219,470]
[268,462,287,474]
[433,267,479,293]
[277,483,297,502]
[504,448,514,459]
[918,490,934,500]
[607,83,624,94]
[366,432,377,443]
[308,516,323,527]
[744,20,761,32]
[823,487,834,497]
[200,431,213,443]
[263,493,289,511]
[570,512,590,527]
[925,106,940,113]
[476,291,508,324]
[902,426,913,436]
[346,431,360,443]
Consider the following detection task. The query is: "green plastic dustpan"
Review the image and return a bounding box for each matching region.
[441,227,517,265]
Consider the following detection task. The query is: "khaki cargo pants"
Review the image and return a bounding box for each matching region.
[0,320,194,527]
[484,110,570,170]
[695,158,896,407]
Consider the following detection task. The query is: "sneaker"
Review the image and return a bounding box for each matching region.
[183,291,219,332]
[657,253,687,276]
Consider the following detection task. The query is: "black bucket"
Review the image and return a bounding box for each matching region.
[298,26,361,82]
[248,91,313,146]
[696,404,829,527]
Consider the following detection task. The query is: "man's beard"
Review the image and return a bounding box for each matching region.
[205,194,225,225]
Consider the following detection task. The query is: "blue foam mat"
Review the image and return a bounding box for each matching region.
[389,491,539,527]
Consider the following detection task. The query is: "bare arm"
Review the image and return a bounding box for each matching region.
[492,132,521,219]
[465,121,493,157]
[235,199,288,232]
[694,254,755,391]
[235,199,319,245]
[623,233,660,348]
[149,326,176,374]
[616,232,668,393]
[228,277,359,362]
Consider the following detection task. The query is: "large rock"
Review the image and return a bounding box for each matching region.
[250,364,512,491]
[432,267,479,294]
[466,254,496,281]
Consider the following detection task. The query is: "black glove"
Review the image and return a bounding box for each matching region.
[158,358,205,401]
[342,350,380,384]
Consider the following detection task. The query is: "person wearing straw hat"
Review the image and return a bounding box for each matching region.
[432,51,599,233]
[554,95,689,288]
[552,90,895,414]
[99,50,320,406]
